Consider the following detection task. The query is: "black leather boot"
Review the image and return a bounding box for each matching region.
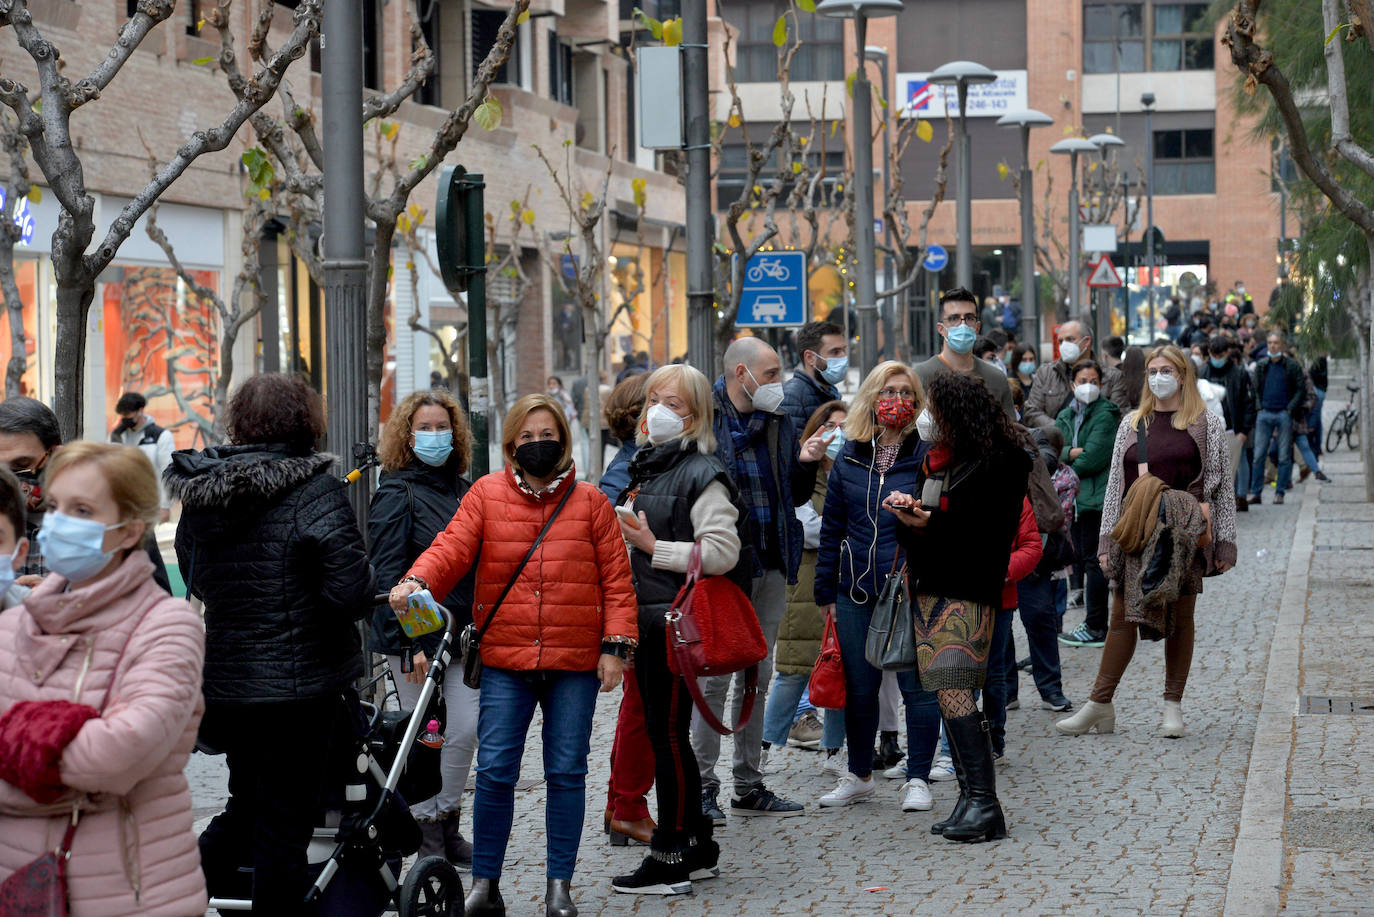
[465,877,506,916]
[930,719,969,836]
[873,730,903,769]
[416,817,445,860]
[940,713,1007,843]
[546,878,577,917]
[440,812,473,869]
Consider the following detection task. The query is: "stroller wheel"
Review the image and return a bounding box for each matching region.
[400,855,463,917]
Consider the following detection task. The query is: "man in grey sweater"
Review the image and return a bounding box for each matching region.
[912,287,1016,421]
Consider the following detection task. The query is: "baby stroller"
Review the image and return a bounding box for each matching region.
[207,596,463,916]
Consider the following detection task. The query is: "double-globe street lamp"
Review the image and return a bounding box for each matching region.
[996,109,1054,357]
[818,0,903,374]
[927,60,996,292]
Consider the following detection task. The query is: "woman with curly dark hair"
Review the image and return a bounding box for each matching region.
[882,371,1030,843]
[368,388,477,867]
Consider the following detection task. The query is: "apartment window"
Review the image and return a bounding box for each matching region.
[414,0,441,106]
[1153,128,1214,194]
[362,0,381,90]
[471,7,521,87]
[1083,1,1214,73]
[1152,3,1214,70]
[549,34,574,105]
[719,1,843,83]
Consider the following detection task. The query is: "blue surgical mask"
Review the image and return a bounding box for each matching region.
[1018,361,1036,377]
[36,511,127,583]
[818,354,849,385]
[946,324,976,355]
[413,430,454,467]
[0,545,17,596]
[1210,356,1228,370]
[825,429,846,461]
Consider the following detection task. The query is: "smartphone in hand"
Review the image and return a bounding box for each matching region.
[614,505,640,530]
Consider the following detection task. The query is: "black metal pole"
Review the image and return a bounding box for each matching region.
[682,0,716,373]
[1019,125,1038,357]
[462,171,490,476]
[322,0,370,528]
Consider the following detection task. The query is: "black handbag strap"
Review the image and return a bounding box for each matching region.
[473,479,575,645]
[1136,416,1149,477]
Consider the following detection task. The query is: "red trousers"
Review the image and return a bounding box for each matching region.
[605,666,654,821]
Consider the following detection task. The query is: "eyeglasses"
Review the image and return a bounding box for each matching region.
[878,388,917,402]
[1146,368,1176,378]
[820,420,843,431]
[942,313,978,326]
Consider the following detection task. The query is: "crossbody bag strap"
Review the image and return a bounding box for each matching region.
[1136,417,1150,479]
[682,663,757,735]
[474,479,575,645]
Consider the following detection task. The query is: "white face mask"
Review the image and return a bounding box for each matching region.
[1074,383,1101,405]
[1148,372,1180,400]
[1058,340,1082,364]
[645,403,688,445]
[915,408,938,442]
[745,366,785,414]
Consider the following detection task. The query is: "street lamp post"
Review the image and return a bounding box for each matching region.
[819,0,903,375]
[928,60,996,292]
[1141,92,1157,339]
[683,0,715,372]
[1049,137,1099,325]
[1086,132,1124,344]
[996,109,1053,358]
[865,45,895,358]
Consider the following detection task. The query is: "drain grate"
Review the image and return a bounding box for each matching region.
[1299,696,1374,715]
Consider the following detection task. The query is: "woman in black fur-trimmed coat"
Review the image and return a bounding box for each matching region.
[164,373,374,916]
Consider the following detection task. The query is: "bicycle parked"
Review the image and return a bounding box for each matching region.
[1325,382,1361,452]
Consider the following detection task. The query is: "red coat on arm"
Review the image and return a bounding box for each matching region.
[1002,498,1043,610]
[408,466,638,672]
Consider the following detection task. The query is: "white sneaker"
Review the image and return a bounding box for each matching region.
[881,763,906,779]
[819,773,876,807]
[928,755,955,782]
[821,753,845,777]
[900,778,933,812]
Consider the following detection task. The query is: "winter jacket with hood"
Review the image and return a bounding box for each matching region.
[1200,359,1257,436]
[1001,497,1043,610]
[407,465,637,672]
[780,367,840,436]
[368,459,475,658]
[165,444,376,704]
[1023,358,1130,429]
[814,435,927,607]
[0,551,207,917]
[1054,396,1123,514]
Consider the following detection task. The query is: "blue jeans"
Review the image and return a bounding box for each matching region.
[984,609,1013,756]
[1251,408,1294,496]
[763,671,842,749]
[1310,388,1326,455]
[1294,431,1322,474]
[1016,573,1067,702]
[472,667,598,881]
[834,594,940,780]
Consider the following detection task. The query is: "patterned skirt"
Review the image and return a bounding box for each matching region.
[912,594,995,691]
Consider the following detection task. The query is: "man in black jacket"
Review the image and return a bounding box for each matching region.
[780,320,846,433]
[1248,331,1307,505]
[1202,336,1257,512]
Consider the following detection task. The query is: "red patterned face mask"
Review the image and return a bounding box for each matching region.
[875,396,915,429]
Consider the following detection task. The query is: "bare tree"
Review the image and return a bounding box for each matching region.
[0,113,30,396]
[0,0,322,439]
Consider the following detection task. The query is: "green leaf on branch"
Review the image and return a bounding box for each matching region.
[996,162,1009,180]
[241,148,274,191]
[773,14,788,47]
[712,242,729,255]
[379,121,399,141]
[636,8,664,40]
[409,154,429,171]
[521,208,536,225]
[916,120,933,143]
[799,0,817,10]
[474,96,503,131]
[191,56,215,66]
[517,9,530,25]
[631,176,647,209]
[1325,22,1348,45]
[26,186,40,204]
[845,71,857,97]
[663,18,683,46]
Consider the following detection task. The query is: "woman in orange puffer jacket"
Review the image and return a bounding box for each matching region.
[390,394,636,917]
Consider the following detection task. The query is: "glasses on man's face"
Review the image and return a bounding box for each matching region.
[879,388,916,402]
[942,313,978,327]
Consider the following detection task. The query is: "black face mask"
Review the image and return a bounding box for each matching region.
[515,440,563,479]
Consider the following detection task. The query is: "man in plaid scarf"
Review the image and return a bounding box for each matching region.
[694,337,831,824]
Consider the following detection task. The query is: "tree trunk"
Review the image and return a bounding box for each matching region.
[366,221,397,444]
[52,279,96,442]
[582,306,603,482]
[1363,235,1374,502]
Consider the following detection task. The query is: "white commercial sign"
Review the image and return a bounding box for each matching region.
[897,70,1028,119]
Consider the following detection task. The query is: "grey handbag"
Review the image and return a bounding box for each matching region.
[864,558,918,671]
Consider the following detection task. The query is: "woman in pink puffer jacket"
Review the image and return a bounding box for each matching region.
[0,442,206,917]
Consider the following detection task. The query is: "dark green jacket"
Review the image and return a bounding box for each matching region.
[1055,397,1122,514]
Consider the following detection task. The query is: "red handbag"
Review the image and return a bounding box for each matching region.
[0,811,79,917]
[807,608,846,709]
[665,544,767,735]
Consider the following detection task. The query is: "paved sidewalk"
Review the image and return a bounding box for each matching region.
[186,396,1373,916]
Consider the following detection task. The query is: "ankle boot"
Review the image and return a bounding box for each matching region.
[465,878,506,916]
[415,817,445,860]
[1054,700,1116,736]
[439,812,472,868]
[930,717,968,835]
[1160,700,1184,738]
[940,714,1007,843]
[608,815,656,846]
[546,878,577,917]
[874,730,903,770]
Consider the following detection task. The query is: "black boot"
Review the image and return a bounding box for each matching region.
[940,713,1007,843]
[439,812,473,869]
[546,877,578,917]
[465,878,506,916]
[873,730,903,770]
[930,719,969,836]
[416,817,445,859]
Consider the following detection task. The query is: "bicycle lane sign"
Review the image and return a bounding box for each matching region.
[735,251,808,327]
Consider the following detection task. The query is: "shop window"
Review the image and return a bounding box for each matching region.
[718,0,843,83]
[1153,128,1214,194]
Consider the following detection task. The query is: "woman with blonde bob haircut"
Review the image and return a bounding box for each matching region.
[1057,343,1236,741]
[0,442,207,916]
[368,388,478,867]
[392,392,637,917]
[844,360,925,443]
[610,362,743,896]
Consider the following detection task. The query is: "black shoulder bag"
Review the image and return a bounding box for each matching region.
[460,481,575,689]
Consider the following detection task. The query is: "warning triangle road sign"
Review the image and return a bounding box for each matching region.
[1087,255,1122,288]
